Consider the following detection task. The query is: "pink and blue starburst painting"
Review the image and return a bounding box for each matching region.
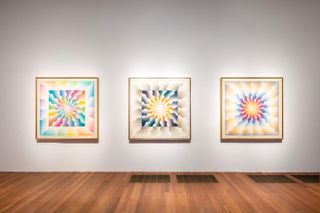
[236,92,269,125]
[36,78,98,140]
[221,77,283,141]
[48,90,86,127]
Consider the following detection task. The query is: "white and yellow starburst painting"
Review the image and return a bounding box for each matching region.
[129,78,191,141]
[221,77,283,141]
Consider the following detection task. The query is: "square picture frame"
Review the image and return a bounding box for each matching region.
[129,77,191,141]
[36,77,99,141]
[221,77,283,142]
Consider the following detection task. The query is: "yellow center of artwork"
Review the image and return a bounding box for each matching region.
[245,102,259,116]
[146,97,174,120]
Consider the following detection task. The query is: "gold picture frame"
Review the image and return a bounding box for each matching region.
[129,77,191,141]
[36,77,99,142]
[221,77,283,142]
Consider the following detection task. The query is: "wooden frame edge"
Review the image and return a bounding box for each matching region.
[128,77,191,142]
[220,77,284,142]
[35,77,99,142]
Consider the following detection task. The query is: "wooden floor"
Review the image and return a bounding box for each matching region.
[0,172,319,213]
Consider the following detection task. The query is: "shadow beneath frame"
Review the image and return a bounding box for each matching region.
[37,139,99,143]
[221,139,282,143]
[129,139,191,144]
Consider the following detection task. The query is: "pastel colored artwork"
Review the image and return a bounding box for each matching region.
[221,77,283,141]
[129,78,191,141]
[36,78,98,141]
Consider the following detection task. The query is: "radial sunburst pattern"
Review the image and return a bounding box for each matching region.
[223,79,282,137]
[141,90,178,127]
[236,92,268,125]
[48,90,86,127]
[37,78,98,139]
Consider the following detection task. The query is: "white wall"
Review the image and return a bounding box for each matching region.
[0,0,319,172]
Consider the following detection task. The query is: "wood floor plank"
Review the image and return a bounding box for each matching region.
[12,173,92,213]
[0,172,319,213]
[0,173,60,212]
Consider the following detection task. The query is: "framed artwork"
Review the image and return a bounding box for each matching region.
[36,77,99,141]
[129,77,191,141]
[221,77,283,141]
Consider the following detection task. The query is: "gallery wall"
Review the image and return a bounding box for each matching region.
[0,0,319,172]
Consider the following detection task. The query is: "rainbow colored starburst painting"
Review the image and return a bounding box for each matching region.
[221,77,283,141]
[129,78,191,141]
[36,78,98,140]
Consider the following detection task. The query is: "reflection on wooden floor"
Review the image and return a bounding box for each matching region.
[0,172,319,212]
